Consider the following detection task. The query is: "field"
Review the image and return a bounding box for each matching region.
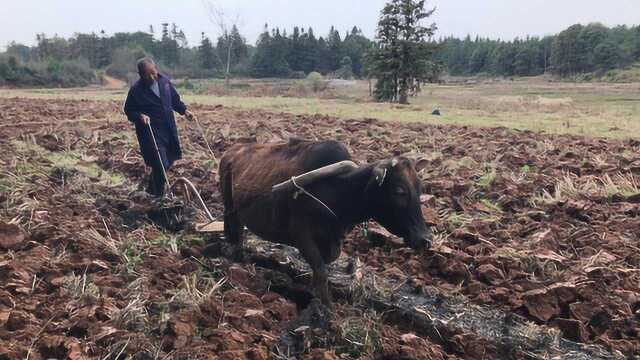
[0,79,639,359]
[2,77,640,139]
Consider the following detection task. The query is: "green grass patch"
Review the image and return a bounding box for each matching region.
[479,198,503,213]
[46,151,126,187]
[2,77,639,139]
[477,168,497,188]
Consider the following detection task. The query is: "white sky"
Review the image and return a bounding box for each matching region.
[1,0,639,49]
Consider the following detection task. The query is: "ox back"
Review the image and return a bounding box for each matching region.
[219,138,351,253]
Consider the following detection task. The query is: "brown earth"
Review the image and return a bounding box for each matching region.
[0,97,638,358]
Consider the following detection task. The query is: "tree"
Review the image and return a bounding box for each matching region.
[216,25,248,70]
[579,23,609,71]
[336,56,354,79]
[469,44,489,73]
[326,26,342,70]
[315,37,332,73]
[299,27,319,73]
[550,24,587,76]
[366,0,438,103]
[593,41,621,71]
[515,47,539,76]
[160,23,180,67]
[341,27,373,77]
[199,33,216,70]
[6,42,32,63]
[251,25,290,77]
[96,30,112,68]
[491,42,517,76]
[205,1,243,85]
[106,46,147,80]
[632,26,640,60]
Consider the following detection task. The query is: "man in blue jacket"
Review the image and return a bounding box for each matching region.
[124,57,195,197]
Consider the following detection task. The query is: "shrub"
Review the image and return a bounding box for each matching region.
[306,71,327,92]
[106,46,147,80]
[0,56,96,87]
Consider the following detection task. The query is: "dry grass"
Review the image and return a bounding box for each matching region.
[62,272,100,301]
[336,310,384,358]
[110,296,148,331]
[2,77,638,139]
[600,173,640,199]
[110,278,149,332]
[532,172,640,205]
[168,272,226,309]
[494,247,567,282]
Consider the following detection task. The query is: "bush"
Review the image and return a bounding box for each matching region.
[335,56,354,79]
[106,46,148,80]
[306,72,327,92]
[57,59,95,86]
[0,56,96,88]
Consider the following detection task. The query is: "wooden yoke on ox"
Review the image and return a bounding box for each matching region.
[272,160,359,219]
[272,160,359,195]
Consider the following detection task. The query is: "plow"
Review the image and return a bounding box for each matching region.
[144,118,225,234]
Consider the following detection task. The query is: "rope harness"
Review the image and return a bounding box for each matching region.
[290,176,338,218]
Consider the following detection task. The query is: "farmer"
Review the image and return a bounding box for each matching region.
[124,57,195,197]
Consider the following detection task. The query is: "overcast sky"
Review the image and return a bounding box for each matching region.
[2,0,639,49]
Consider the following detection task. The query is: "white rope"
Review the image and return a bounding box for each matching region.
[290,176,337,218]
[172,177,216,222]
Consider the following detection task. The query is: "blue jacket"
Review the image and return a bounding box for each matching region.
[124,74,187,168]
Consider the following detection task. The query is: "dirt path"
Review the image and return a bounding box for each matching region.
[101,74,126,89]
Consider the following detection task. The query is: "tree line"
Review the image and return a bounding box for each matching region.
[249,25,372,78]
[0,23,374,87]
[1,20,639,88]
[437,23,640,77]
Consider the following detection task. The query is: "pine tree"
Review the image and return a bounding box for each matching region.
[633,26,640,60]
[160,23,179,67]
[342,27,372,77]
[326,26,342,70]
[366,0,439,103]
[593,41,621,71]
[251,25,290,77]
[550,24,587,76]
[199,33,216,70]
[229,25,248,65]
[300,27,318,73]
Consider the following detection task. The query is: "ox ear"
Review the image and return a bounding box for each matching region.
[368,160,393,190]
[373,166,388,187]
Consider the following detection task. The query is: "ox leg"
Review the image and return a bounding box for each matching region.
[299,241,331,307]
[224,212,243,245]
[221,169,244,247]
[224,212,245,260]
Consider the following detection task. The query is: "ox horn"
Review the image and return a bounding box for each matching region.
[272,160,358,194]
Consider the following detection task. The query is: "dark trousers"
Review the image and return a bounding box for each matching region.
[145,145,171,197]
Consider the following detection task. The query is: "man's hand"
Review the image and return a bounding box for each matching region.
[185,110,196,121]
[139,114,151,125]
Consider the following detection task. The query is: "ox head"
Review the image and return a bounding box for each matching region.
[366,157,432,250]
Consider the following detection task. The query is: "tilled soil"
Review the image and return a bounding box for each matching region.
[0,97,638,359]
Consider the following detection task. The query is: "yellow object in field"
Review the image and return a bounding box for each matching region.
[196,221,225,233]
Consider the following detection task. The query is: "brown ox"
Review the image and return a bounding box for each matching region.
[219,138,431,305]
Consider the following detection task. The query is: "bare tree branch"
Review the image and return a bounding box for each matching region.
[202,0,244,85]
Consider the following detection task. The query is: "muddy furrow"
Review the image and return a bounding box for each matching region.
[237,236,625,360]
